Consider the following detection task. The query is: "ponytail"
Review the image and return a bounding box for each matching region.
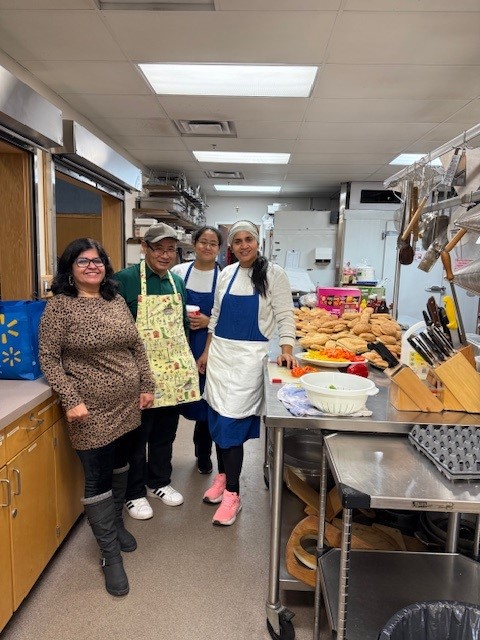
[251,255,269,297]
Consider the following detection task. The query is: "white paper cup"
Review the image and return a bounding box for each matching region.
[186,304,200,317]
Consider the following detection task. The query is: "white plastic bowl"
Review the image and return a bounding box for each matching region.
[300,371,379,415]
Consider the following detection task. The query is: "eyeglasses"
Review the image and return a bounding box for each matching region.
[75,257,105,268]
[197,240,219,248]
[145,241,177,256]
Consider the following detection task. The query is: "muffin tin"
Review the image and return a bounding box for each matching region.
[409,424,480,481]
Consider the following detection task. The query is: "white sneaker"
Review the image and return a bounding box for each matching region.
[125,497,153,520]
[147,484,184,506]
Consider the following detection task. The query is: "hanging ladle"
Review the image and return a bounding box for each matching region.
[398,195,429,265]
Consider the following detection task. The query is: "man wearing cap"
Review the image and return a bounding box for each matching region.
[115,222,200,520]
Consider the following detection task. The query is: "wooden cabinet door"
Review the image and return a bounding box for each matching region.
[0,465,13,632]
[8,429,57,609]
[53,418,84,544]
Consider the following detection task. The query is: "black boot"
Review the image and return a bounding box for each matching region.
[112,467,137,552]
[83,494,129,596]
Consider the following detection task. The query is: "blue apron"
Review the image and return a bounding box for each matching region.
[204,266,269,448]
[180,262,219,421]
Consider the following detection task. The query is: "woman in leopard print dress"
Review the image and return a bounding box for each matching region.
[39,238,154,598]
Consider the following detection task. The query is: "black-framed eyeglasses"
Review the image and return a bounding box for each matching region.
[144,240,177,256]
[75,257,105,268]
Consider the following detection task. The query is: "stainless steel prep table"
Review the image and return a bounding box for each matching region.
[263,368,480,640]
[320,432,480,640]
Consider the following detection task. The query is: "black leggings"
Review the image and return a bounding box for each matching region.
[216,444,244,495]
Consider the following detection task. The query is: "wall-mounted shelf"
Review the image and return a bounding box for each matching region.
[132,208,198,231]
[142,183,206,210]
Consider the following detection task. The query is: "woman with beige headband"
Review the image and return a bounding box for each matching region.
[198,219,297,525]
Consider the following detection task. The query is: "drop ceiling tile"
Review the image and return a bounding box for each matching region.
[60,94,164,120]
[328,12,480,65]
[23,61,148,94]
[240,167,288,178]
[216,0,341,9]
[0,11,124,61]
[445,100,480,123]
[234,121,301,140]
[299,122,436,141]
[421,122,480,141]
[344,0,480,11]
[0,0,91,6]
[305,99,469,123]
[294,139,411,155]
[125,149,193,164]
[312,64,480,100]
[182,138,294,153]
[292,153,394,165]
[288,163,383,174]
[114,136,186,151]
[89,118,175,136]
[103,11,335,62]
[158,96,308,122]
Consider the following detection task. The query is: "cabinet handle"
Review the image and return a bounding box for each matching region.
[12,468,21,496]
[0,478,11,507]
[24,413,45,431]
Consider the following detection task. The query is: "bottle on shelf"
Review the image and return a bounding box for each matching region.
[376,296,389,314]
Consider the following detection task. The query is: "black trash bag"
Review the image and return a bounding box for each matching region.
[378,601,480,640]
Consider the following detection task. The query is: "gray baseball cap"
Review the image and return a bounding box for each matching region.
[143,222,178,243]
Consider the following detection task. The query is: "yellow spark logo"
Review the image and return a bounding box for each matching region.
[2,346,21,367]
[0,314,19,345]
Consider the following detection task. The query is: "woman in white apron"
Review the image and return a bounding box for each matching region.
[200,220,297,526]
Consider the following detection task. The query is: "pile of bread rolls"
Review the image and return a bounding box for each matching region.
[295,306,402,369]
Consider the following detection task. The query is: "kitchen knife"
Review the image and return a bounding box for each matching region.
[367,341,401,370]
[427,296,441,327]
[406,336,435,367]
[367,341,444,412]
[438,306,453,346]
[418,331,447,362]
[429,325,456,357]
[422,310,433,328]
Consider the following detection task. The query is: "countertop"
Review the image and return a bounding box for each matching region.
[0,378,54,431]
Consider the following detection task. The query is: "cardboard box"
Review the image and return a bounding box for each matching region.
[356,285,385,302]
[316,287,361,317]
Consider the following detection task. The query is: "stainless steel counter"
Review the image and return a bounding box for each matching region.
[263,367,480,640]
[319,433,480,640]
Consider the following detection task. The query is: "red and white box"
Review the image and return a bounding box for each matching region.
[316,287,361,318]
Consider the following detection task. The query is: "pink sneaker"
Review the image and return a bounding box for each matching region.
[203,473,226,504]
[212,490,242,526]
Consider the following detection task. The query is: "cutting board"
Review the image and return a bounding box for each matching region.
[267,360,327,383]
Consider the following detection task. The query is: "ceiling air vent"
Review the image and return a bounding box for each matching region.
[205,170,244,180]
[174,120,236,137]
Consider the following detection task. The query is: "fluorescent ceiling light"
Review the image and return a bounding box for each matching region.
[214,185,281,193]
[193,151,290,164]
[138,63,317,97]
[390,153,442,167]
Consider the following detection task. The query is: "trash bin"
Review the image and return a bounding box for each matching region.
[378,601,480,640]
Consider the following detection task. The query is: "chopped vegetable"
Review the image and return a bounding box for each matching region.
[304,347,365,363]
[328,384,337,389]
[291,365,318,378]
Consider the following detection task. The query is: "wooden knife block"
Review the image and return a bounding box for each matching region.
[433,352,480,413]
[426,371,465,412]
[387,366,444,413]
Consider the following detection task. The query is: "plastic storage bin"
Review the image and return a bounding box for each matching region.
[378,600,480,640]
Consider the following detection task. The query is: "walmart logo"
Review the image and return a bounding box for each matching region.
[2,346,21,367]
[0,314,19,345]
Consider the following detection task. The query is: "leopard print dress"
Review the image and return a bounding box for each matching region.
[39,294,155,450]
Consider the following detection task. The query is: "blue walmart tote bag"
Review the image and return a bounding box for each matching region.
[0,300,47,380]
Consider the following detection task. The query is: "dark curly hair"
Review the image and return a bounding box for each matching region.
[51,237,118,301]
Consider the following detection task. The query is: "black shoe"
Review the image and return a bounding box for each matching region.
[197,457,213,474]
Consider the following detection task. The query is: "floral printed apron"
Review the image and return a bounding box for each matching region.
[136,260,200,408]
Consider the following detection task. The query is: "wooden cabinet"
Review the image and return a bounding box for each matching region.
[0,394,84,632]
[53,417,84,544]
[8,428,57,608]
[0,465,13,632]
